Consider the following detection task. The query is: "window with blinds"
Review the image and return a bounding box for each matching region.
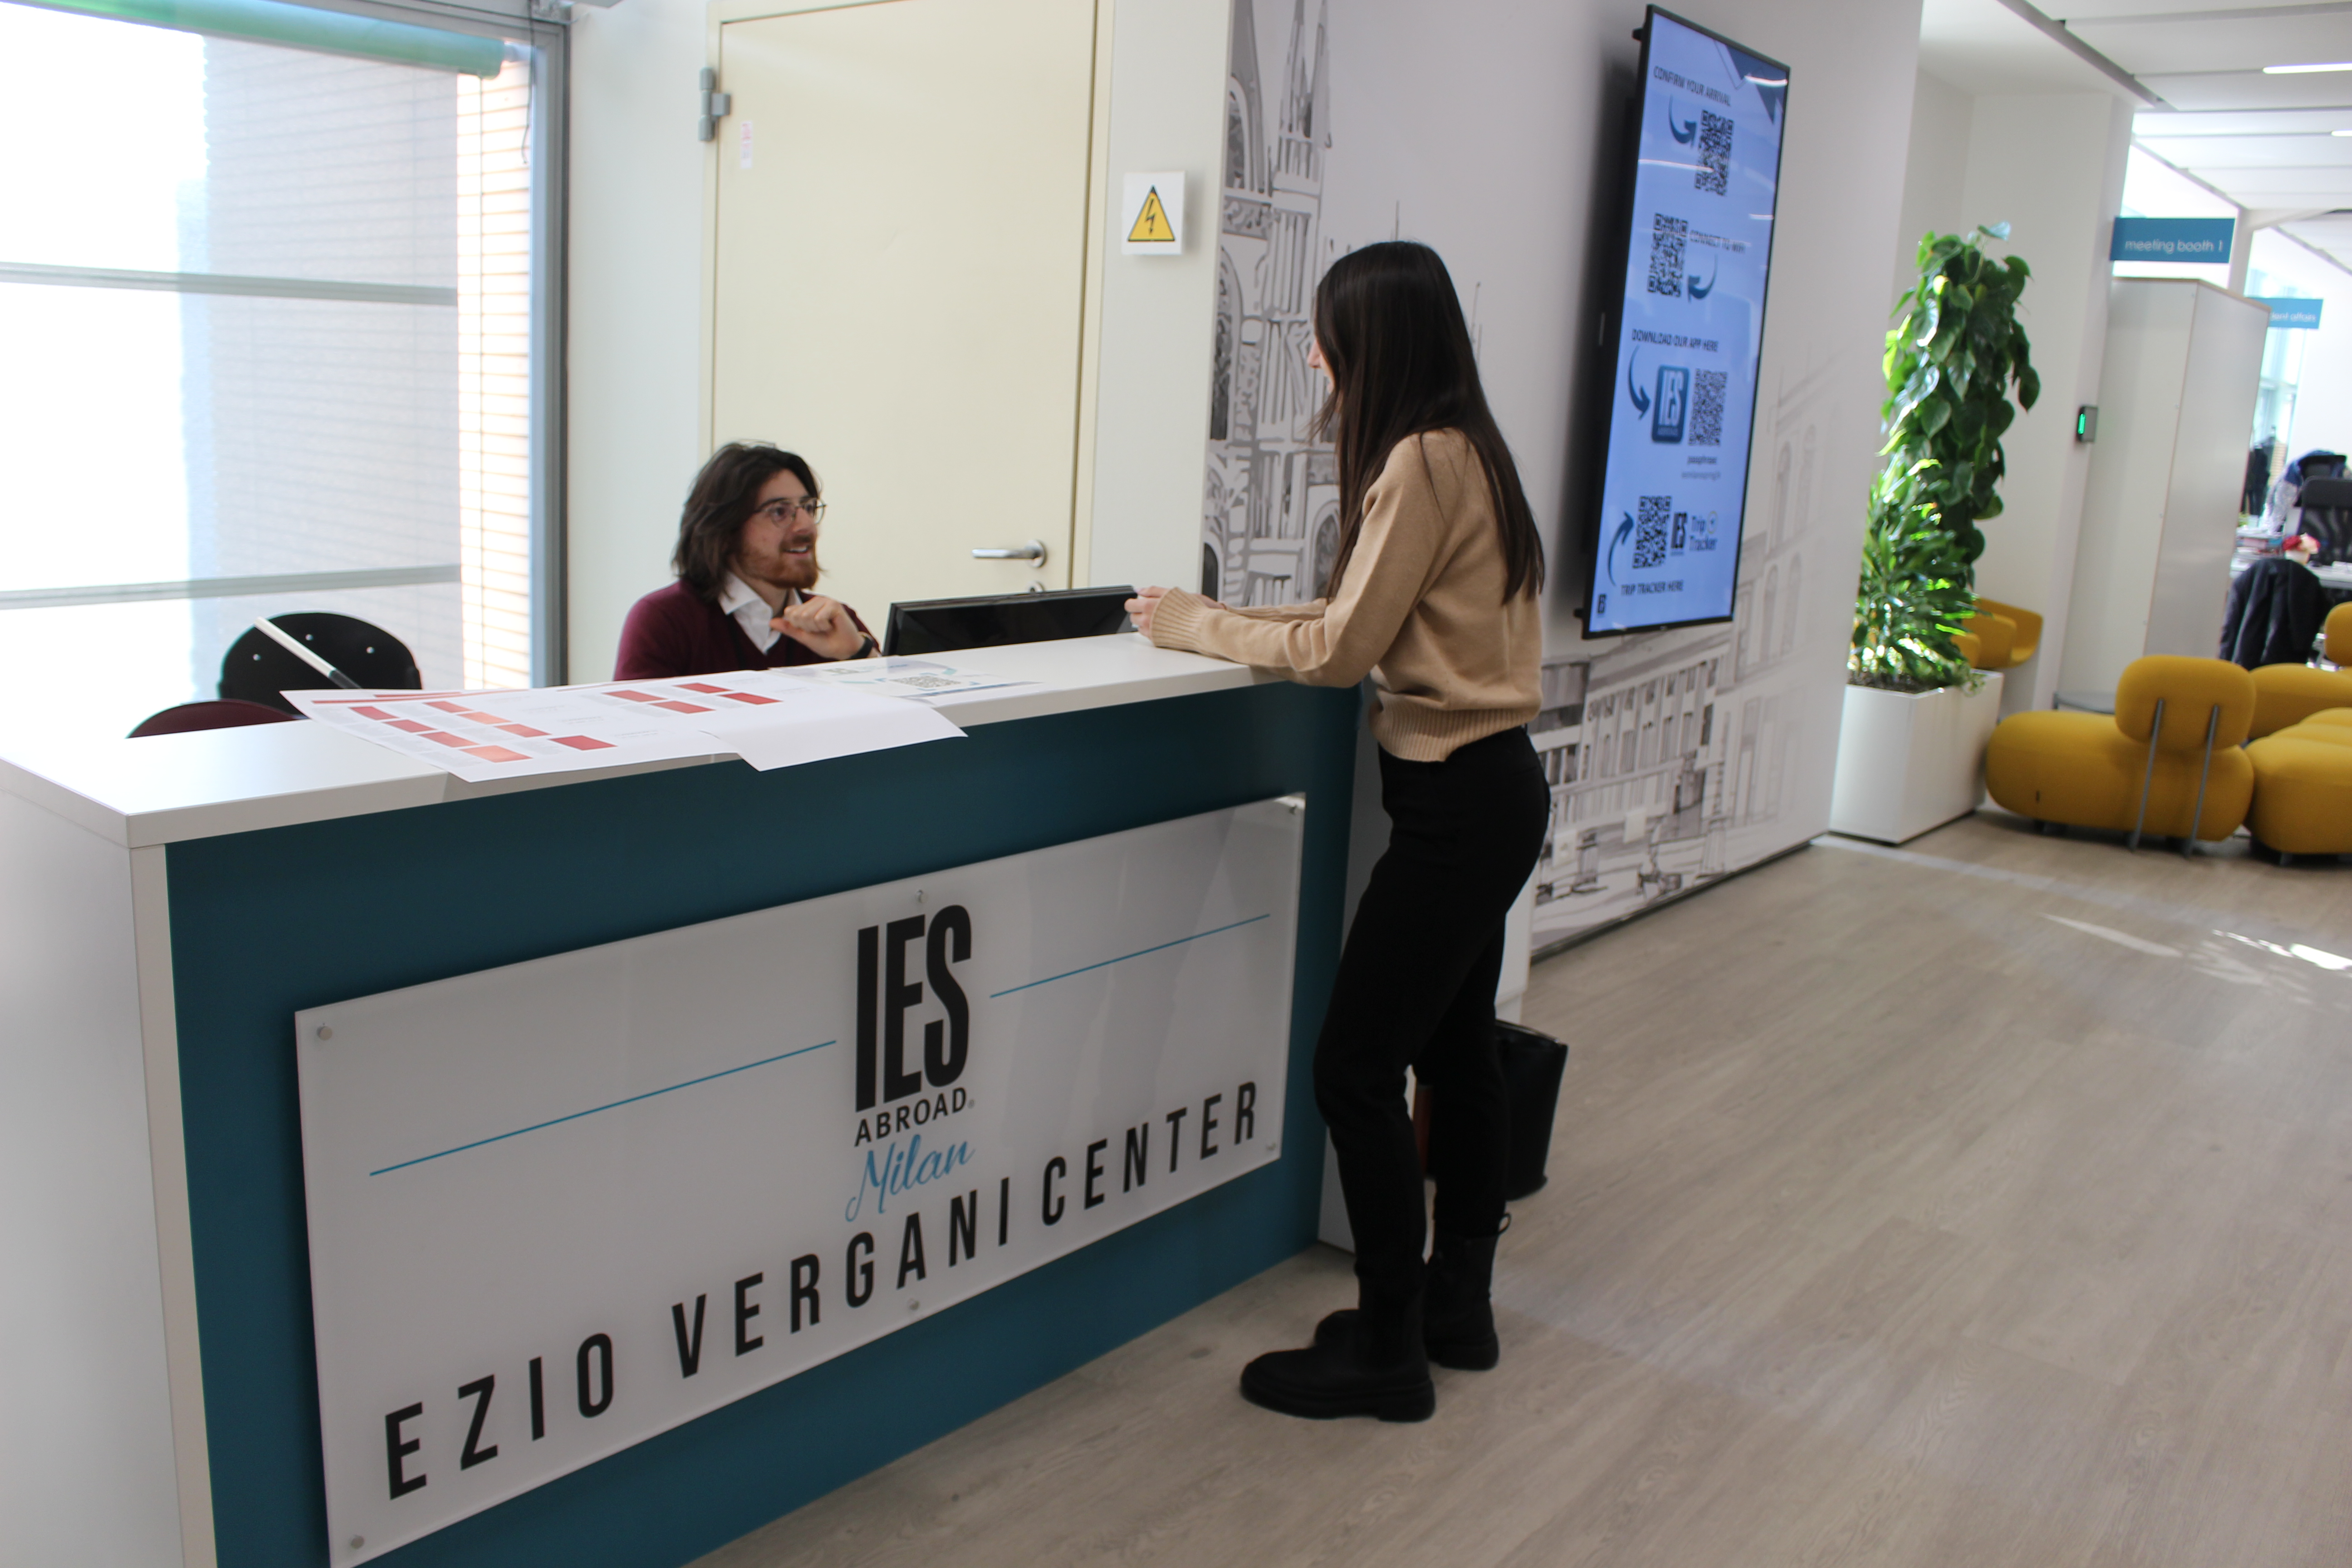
[0,0,556,740]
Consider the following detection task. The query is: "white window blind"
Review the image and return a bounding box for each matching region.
[0,0,551,739]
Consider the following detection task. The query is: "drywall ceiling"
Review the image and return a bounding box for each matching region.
[1918,0,2140,96]
[1921,0,2352,271]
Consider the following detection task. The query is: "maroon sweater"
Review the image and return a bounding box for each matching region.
[612,581,873,680]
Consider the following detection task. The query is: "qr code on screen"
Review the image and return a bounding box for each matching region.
[1634,496,1671,569]
[1696,112,1731,194]
[1646,215,1686,297]
[1690,370,1726,446]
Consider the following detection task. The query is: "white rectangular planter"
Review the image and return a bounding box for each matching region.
[1828,671,2005,844]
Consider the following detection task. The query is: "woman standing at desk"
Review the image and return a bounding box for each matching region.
[1128,241,1545,1423]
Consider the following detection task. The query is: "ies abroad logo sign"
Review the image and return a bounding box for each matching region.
[295,800,1305,1564]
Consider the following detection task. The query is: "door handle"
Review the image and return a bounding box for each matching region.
[971,540,1048,563]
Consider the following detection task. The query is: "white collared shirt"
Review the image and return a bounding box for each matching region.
[716,572,799,654]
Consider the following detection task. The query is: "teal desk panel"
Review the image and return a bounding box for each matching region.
[166,683,1358,1568]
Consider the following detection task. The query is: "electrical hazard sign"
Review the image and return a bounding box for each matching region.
[1128,188,1174,243]
[1120,172,1185,256]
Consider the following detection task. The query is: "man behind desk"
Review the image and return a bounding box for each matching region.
[615,443,880,678]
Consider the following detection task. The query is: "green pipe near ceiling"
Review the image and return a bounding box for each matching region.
[15,0,511,76]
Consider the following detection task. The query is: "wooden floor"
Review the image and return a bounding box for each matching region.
[696,813,2352,1568]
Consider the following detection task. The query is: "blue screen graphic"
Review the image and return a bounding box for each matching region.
[1583,9,1787,635]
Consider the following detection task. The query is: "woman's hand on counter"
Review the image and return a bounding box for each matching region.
[1125,587,1168,640]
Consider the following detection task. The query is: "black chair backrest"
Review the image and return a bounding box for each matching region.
[2298,478,2352,565]
[219,613,422,713]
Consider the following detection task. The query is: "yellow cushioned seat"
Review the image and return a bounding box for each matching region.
[1960,596,2042,672]
[1984,655,2255,842]
[2301,707,2352,729]
[1963,611,2015,670]
[2246,732,2352,858]
[2250,663,2352,737]
[2283,719,2352,749]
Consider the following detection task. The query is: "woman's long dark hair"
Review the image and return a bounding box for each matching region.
[1311,242,1543,602]
[672,442,821,601]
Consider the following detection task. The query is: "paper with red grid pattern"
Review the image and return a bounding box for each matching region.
[287,670,963,781]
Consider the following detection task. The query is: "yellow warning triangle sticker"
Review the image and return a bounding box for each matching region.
[1127,186,1176,244]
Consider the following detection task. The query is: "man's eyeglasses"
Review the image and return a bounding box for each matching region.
[751,497,826,524]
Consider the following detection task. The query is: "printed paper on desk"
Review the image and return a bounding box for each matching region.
[288,671,961,782]
[686,675,965,770]
[779,657,1042,705]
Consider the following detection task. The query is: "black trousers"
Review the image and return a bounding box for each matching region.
[1315,725,1550,1303]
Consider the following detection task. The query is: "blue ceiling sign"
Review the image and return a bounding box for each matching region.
[2253,296,2324,330]
[2110,216,2235,263]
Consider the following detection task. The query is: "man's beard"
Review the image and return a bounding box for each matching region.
[748,549,819,593]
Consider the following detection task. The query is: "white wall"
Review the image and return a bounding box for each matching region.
[568,0,710,684]
[1887,78,2135,710]
[2250,227,2352,461]
[1961,93,2134,711]
[1083,0,1231,597]
[1892,69,1972,307]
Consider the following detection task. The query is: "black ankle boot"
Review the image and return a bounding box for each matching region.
[1313,1231,1503,1371]
[1242,1292,1434,1422]
[1421,1231,1500,1371]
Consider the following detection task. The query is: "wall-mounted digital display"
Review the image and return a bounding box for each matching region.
[1581,8,1788,637]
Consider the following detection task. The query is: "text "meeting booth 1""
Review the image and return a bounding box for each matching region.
[0,638,1359,1568]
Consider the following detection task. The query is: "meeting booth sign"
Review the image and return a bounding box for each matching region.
[296,800,1303,1562]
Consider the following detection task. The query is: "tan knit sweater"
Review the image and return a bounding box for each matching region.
[1148,429,1542,760]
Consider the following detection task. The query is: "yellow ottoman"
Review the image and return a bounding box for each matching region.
[2246,732,2352,860]
[2250,663,2352,737]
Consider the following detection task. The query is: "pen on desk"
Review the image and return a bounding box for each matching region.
[252,615,363,690]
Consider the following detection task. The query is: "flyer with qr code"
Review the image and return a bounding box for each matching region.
[776,657,1044,706]
[1583,9,1786,636]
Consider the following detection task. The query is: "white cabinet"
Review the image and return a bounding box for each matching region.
[2061,279,2268,694]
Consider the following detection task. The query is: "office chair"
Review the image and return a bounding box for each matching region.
[219,613,422,713]
[2294,477,2352,566]
[128,699,302,739]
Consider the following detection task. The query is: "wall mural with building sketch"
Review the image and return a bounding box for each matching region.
[1202,0,1916,954]
[1202,0,1338,606]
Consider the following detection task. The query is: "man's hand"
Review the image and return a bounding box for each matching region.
[1124,586,1169,641]
[774,595,871,661]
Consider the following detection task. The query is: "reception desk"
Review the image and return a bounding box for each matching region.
[1,637,1360,1568]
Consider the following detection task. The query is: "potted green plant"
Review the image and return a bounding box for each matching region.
[1830,225,2040,843]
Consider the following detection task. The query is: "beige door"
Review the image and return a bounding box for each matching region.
[711,0,1099,628]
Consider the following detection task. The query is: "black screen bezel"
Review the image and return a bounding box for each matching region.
[1575,5,1790,640]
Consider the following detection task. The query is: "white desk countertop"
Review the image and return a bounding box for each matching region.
[2229,553,2352,589]
[0,635,1272,849]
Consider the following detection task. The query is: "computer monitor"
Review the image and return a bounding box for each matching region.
[882,585,1136,658]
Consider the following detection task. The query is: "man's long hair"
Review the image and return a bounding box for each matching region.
[672,442,822,602]
[1310,242,1543,602]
